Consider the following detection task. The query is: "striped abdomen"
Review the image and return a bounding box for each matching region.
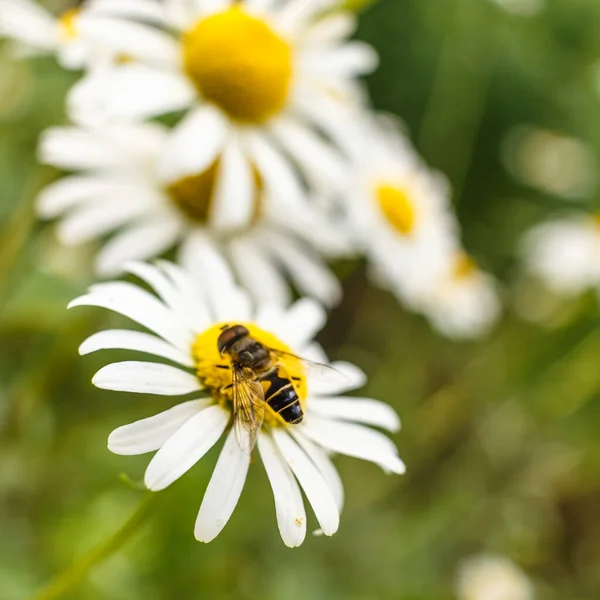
[260,368,304,425]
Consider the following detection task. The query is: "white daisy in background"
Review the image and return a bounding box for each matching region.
[0,0,159,69]
[37,119,347,306]
[346,115,460,307]
[521,213,600,297]
[67,0,376,197]
[456,554,534,600]
[421,253,501,340]
[69,260,404,547]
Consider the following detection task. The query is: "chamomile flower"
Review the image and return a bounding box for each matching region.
[67,0,376,197]
[37,119,346,306]
[521,213,600,296]
[0,0,152,69]
[421,253,501,339]
[456,555,534,600]
[346,115,459,307]
[69,260,404,547]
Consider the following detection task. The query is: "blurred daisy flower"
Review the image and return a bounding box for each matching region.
[69,260,404,547]
[67,0,376,196]
[521,213,600,297]
[421,253,501,340]
[346,115,459,306]
[456,554,534,600]
[0,0,146,69]
[37,119,346,306]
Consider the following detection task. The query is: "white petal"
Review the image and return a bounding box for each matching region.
[292,432,344,511]
[301,42,379,77]
[261,234,341,307]
[309,397,401,432]
[270,117,347,193]
[79,15,179,67]
[278,297,325,349]
[275,0,337,37]
[56,195,151,245]
[301,13,357,47]
[291,86,363,157]
[69,281,194,352]
[258,433,306,548]
[86,0,167,25]
[194,0,232,17]
[144,405,229,491]
[244,0,278,14]
[229,237,292,307]
[93,361,201,395]
[68,66,195,124]
[164,0,195,29]
[271,429,339,536]
[158,105,228,182]
[300,417,406,475]
[209,141,254,232]
[0,0,56,50]
[309,361,366,395]
[194,428,250,542]
[108,399,210,455]
[80,329,194,367]
[245,131,306,211]
[36,176,122,219]
[255,304,287,334]
[38,122,166,172]
[155,260,213,333]
[96,217,181,277]
[178,232,251,322]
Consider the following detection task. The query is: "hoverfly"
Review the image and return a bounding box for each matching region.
[217,324,346,451]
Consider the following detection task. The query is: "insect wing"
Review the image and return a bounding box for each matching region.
[231,366,265,452]
[268,349,351,389]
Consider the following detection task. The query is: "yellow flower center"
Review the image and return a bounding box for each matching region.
[58,8,80,41]
[377,183,416,236]
[182,7,293,123]
[192,323,307,427]
[166,159,262,227]
[453,254,478,280]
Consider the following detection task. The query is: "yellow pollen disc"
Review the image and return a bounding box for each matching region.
[166,159,262,226]
[58,8,80,41]
[453,254,478,280]
[192,323,307,427]
[182,7,293,123]
[377,183,417,236]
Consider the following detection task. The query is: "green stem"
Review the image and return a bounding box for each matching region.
[30,493,160,600]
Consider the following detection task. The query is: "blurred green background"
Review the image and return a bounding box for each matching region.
[2,0,600,598]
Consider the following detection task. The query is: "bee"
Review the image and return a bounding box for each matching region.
[217,324,344,451]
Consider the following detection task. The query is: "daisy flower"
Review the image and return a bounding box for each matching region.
[420,253,501,339]
[69,259,404,547]
[0,0,157,69]
[346,115,459,307]
[67,0,377,197]
[456,554,534,600]
[37,119,347,306]
[521,213,600,296]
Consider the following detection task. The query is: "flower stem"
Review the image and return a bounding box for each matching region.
[29,493,160,600]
